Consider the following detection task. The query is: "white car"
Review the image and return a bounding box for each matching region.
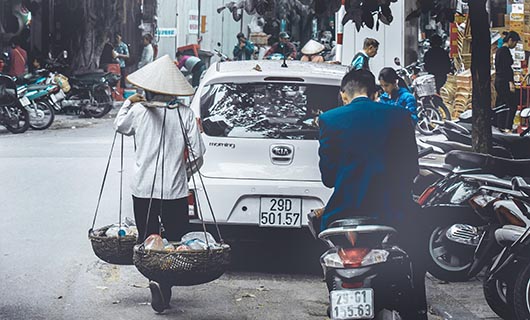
[188,60,349,231]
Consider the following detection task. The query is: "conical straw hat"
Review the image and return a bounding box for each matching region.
[126,54,195,96]
[301,40,325,55]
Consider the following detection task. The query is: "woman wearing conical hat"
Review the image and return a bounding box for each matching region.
[114,55,206,313]
[300,39,325,63]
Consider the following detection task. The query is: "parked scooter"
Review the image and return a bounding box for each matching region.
[483,177,530,320]
[418,150,530,282]
[0,75,30,133]
[45,52,119,118]
[462,179,530,319]
[17,82,57,130]
[435,108,530,159]
[318,218,412,319]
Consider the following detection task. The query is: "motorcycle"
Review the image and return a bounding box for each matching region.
[436,109,530,159]
[394,57,451,136]
[0,75,30,134]
[451,177,530,319]
[45,54,119,118]
[483,177,530,320]
[17,82,57,130]
[318,218,412,320]
[418,150,530,282]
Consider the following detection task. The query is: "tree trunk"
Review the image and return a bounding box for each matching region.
[469,0,492,153]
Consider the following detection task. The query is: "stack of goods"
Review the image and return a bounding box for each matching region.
[453,70,473,119]
[440,75,457,116]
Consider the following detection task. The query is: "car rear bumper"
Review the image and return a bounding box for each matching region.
[189,176,331,227]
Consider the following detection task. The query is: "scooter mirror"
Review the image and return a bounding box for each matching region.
[521,108,530,118]
[394,57,401,66]
[511,176,530,193]
[217,42,222,47]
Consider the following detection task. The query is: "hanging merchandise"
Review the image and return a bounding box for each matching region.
[89,132,137,265]
[133,103,231,287]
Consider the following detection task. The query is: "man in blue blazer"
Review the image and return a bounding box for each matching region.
[318,69,426,319]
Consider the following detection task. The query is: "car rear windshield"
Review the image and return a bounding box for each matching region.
[200,82,340,140]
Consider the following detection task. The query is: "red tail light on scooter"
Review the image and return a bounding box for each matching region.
[417,185,437,206]
[338,248,370,267]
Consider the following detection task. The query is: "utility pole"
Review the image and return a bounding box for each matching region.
[336,0,345,63]
[469,0,492,153]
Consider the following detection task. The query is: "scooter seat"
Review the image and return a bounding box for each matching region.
[445,150,530,177]
[328,218,378,228]
[495,226,526,247]
[426,140,473,153]
[25,84,51,91]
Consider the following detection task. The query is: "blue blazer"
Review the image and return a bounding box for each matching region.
[318,97,419,230]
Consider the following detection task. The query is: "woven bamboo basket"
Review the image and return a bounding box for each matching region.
[89,226,137,265]
[133,243,231,286]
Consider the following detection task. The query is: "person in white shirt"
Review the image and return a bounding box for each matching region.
[137,33,154,69]
[114,55,205,313]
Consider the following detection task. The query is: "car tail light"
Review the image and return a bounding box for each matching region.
[338,248,370,267]
[342,282,364,289]
[188,190,198,219]
[417,186,437,206]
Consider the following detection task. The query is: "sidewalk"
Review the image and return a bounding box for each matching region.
[427,274,501,320]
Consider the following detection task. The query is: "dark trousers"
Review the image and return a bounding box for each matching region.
[191,62,206,87]
[120,67,127,89]
[495,80,517,130]
[132,196,189,243]
[434,74,447,94]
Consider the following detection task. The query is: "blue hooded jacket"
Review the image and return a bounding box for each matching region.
[379,87,418,123]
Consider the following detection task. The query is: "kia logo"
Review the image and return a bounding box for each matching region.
[272,146,293,157]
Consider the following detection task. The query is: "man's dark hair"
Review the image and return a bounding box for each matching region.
[114,32,122,38]
[341,69,377,97]
[505,31,521,42]
[363,38,379,49]
[237,32,245,39]
[175,51,183,58]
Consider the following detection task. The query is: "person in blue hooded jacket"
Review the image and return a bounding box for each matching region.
[378,67,418,124]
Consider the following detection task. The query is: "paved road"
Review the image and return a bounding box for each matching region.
[0,114,502,320]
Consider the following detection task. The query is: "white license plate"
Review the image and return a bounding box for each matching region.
[330,289,374,320]
[19,96,30,107]
[259,197,302,228]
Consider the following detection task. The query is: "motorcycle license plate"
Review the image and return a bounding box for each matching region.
[259,197,302,228]
[19,96,30,107]
[330,289,374,320]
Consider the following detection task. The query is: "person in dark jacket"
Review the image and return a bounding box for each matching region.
[318,69,427,319]
[495,31,520,132]
[378,67,418,123]
[233,32,255,60]
[263,32,297,60]
[423,35,451,93]
[351,38,379,71]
